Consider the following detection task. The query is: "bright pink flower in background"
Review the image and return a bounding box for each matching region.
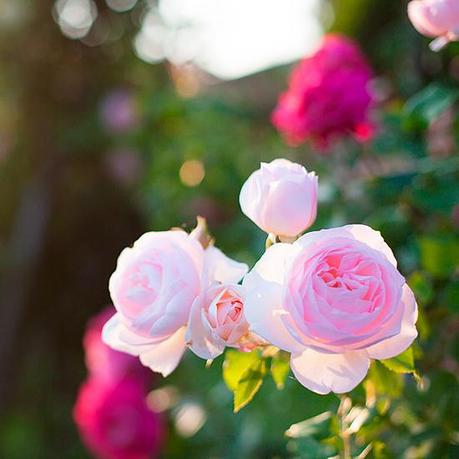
[103,230,247,376]
[186,283,261,359]
[100,89,139,134]
[84,307,150,384]
[239,159,318,238]
[244,225,418,394]
[271,34,374,149]
[74,377,165,459]
[408,0,459,50]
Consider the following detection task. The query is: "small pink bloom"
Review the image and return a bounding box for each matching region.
[103,230,247,376]
[408,0,459,50]
[100,89,139,134]
[239,159,318,238]
[74,377,165,459]
[84,307,151,385]
[186,283,260,359]
[244,225,418,394]
[271,34,374,149]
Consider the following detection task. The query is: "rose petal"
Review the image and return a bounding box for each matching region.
[366,284,418,360]
[243,243,303,354]
[186,295,226,360]
[138,327,187,377]
[203,245,248,284]
[290,349,370,394]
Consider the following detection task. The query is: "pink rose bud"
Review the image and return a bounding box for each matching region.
[74,377,165,459]
[244,225,418,394]
[408,0,459,51]
[102,230,247,376]
[186,283,260,360]
[239,159,318,238]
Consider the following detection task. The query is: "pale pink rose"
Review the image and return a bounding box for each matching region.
[103,230,247,376]
[186,283,259,360]
[408,0,459,50]
[239,159,318,238]
[244,225,418,394]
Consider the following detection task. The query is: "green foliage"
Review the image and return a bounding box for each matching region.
[403,83,459,129]
[223,350,267,412]
[381,347,416,375]
[233,359,266,413]
[270,352,290,390]
[418,235,459,279]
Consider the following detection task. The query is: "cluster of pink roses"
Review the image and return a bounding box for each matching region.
[103,158,418,395]
[74,308,165,459]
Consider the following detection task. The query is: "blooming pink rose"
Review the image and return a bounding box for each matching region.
[103,230,247,376]
[271,34,374,149]
[239,159,318,238]
[84,307,151,385]
[186,283,260,359]
[74,377,165,459]
[244,225,418,394]
[408,0,459,50]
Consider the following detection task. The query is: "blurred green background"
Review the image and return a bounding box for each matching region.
[0,0,458,458]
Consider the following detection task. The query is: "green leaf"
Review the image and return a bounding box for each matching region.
[403,83,459,126]
[444,280,459,314]
[381,347,415,374]
[233,359,266,413]
[222,350,260,391]
[418,235,459,279]
[408,271,433,306]
[366,361,404,398]
[270,352,290,390]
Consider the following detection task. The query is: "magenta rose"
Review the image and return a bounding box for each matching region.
[271,34,374,149]
[103,230,247,376]
[244,225,418,394]
[74,377,165,459]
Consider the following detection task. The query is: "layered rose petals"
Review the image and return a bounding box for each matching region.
[244,225,418,394]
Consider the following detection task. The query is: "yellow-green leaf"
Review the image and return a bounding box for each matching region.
[223,349,260,391]
[233,359,266,413]
[380,347,415,374]
[270,352,290,389]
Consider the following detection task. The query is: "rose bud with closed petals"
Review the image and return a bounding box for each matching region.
[186,283,261,360]
[244,225,418,395]
[74,377,165,459]
[84,307,151,385]
[103,230,247,377]
[239,159,318,238]
[408,0,459,51]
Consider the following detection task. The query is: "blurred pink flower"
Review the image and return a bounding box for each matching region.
[104,149,143,186]
[100,89,139,134]
[408,0,459,50]
[84,307,151,384]
[271,34,374,150]
[74,377,165,459]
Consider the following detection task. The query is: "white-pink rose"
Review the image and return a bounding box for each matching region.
[186,283,259,360]
[244,225,418,394]
[239,159,318,238]
[103,230,247,376]
[408,0,459,50]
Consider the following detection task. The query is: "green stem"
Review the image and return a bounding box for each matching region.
[338,395,352,459]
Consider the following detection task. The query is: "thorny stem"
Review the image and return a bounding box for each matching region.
[338,395,352,459]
